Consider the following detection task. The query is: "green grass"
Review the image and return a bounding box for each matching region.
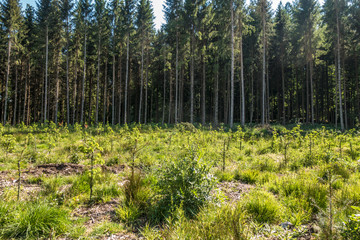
[0,123,359,239]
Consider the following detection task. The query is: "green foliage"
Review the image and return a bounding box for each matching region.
[1,201,70,239]
[342,206,360,240]
[156,154,217,218]
[242,190,282,224]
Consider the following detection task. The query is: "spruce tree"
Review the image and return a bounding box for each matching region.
[1,0,23,124]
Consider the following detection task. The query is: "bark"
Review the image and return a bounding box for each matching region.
[175,30,179,123]
[112,54,115,125]
[202,52,206,125]
[54,50,60,124]
[144,49,149,124]
[103,58,108,124]
[336,3,344,131]
[66,17,70,125]
[162,50,166,125]
[230,0,234,128]
[124,34,130,123]
[138,41,144,123]
[261,5,266,125]
[190,26,195,124]
[240,21,245,125]
[81,31,87,124]
[214,59,219,126]
[96,34,101,124]
[13,65,18,125]
[3,38,12,125]
[44,26,49,123]
[23,61,29,123]
[72,50,78,124]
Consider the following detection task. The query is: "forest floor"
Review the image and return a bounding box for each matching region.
[0,123,359,239]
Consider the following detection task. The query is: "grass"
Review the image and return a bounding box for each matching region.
[1,201,70,239]
[0,123,359,238]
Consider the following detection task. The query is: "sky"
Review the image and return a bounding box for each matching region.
[19,0,296,30]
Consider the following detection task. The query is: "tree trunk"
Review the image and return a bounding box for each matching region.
[23,61,29,123]
[138,41,144,123]
[230,0,234,128]
[124,34,130,124]
[81,31,87,124]
[112,54,115,125]
[66,17,70,125]
[103,58,108,124]
[54,50,60,124]
[162,50,166,125]
[261,7,266,125]
[190,26,194,124]
[44,26,49,123]
[336,4,344,131]
[3,39,12,125]
[96,34,101,124]
[214,59,219,126]
[144,49,149,124]
[72,50,78,124]
[202,52,206,125]
[175,31,179,123]
[240,22,245,125]
[13,65,18,125]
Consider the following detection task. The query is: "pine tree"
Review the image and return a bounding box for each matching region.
[136,0,154,123]
[1,0,23,124]
[75,0,92,124]
[293,0,319,124]
[61,0,74,125]
[94,0,108,124]
[164,0,182,123]
[36,0,51,123]
[122,0,135,123]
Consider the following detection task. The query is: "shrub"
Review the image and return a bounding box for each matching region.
[156,155,217,218]
[242,190,282,224]
[341,206,360,240]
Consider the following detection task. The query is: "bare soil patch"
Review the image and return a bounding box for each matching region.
[216,181,254,202]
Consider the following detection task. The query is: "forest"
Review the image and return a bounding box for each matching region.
[0,0,359,129]
[1,0,360,239]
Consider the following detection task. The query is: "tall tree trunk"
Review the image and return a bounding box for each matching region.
[66,17,70,125]
[13,65,18,125]
[72,51,78,124]
[281,55,285,125]
[336,4,344,131]
[190,26,194,124]
[261,7,266,125]
[175,31,179,123]
[162,50,166,125]
[3,39,12,125]
[103,58,108,124]
[214,59,219,126]
[124,34,130,124]
[54,51,60,124]
[138,41,144,123]
[44,26,49,123]
[81,31,87,124]
[118,53,122,124]
[202,52,206,125]
[230,0,234,128]
[112,54,115,125]
[96,34,101,124]
[23,61,29,123]
[240,22,245,125]
[144,49,149,124]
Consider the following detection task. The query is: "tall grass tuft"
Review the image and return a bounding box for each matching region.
[1,201,70,239]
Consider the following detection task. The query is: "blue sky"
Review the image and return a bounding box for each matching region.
[19,0,297,30]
